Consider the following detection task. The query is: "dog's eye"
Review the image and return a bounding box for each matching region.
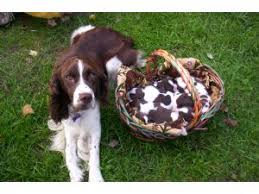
[88,72,96,78]
[65,74,75,81]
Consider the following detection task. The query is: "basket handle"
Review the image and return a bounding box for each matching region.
[146,49,202,128]
[145,55,157,76]
[145,50,176,76]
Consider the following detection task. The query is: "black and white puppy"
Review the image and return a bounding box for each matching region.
[48,25,144,182]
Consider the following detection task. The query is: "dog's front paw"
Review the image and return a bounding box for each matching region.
[89,171,104,182]
[70,168,84,182]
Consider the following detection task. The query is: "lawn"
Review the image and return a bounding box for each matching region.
[0,13,258,181]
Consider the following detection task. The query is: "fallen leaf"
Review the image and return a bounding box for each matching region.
[61,15,70,23]
[207,53,214,60]
[211,85,220,103]
[29,50,38,57]
[230,174,238,181]
[220,104,229,113]
[89,14,96,21]
[10,44,19,52]
[22,104,34,116]
[108,139,119,148]
[25,57,32,64]
[47,19,57,27]
[224,118,238,127]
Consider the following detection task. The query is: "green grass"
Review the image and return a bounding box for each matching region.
[0,13,258,181]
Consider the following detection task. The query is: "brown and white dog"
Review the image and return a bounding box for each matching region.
[48,25,144,182]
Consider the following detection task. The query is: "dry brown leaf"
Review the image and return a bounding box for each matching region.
[211,85,220,103]
[203,71,210,88]
[60,15,70,23]
[25,57,32,64]
[230,174,238,181]
[108,139,119,148]
[207,53,214,60]
[22,104,34,116]
[220,104,229,113]
[10,44,19,52]
[47,19,57,27]
[224,118,238,128]
[29,50,38,57]
[89,14,96,21]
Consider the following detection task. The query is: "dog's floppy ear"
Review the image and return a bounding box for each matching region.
[49,70,70,123]
[98,72,109,105]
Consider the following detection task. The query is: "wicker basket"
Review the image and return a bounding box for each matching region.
[115,49,224,141]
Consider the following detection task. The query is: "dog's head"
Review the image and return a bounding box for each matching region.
[49,55,108,123]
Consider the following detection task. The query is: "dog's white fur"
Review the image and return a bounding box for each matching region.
[63,102,103,182]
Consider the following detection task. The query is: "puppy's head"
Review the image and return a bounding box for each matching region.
[49,56,108,123]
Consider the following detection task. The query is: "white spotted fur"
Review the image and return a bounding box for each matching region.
[126,76,211,135]
[143,85,160,102]
[140,102,157,114]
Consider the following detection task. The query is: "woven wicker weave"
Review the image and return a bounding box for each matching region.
[115,49,224,141]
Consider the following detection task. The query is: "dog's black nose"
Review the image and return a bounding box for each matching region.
[79,93,92,104]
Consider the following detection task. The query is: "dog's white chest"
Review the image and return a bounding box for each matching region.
[63,103,101,137]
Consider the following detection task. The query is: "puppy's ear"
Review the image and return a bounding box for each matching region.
[49,71,70,123]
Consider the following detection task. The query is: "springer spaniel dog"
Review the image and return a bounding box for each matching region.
[48,25,144,182]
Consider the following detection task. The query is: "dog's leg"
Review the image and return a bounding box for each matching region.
[64,123,84,182]
[88,124,104,182]
[105,50,145,82]
[105,56,123,81]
